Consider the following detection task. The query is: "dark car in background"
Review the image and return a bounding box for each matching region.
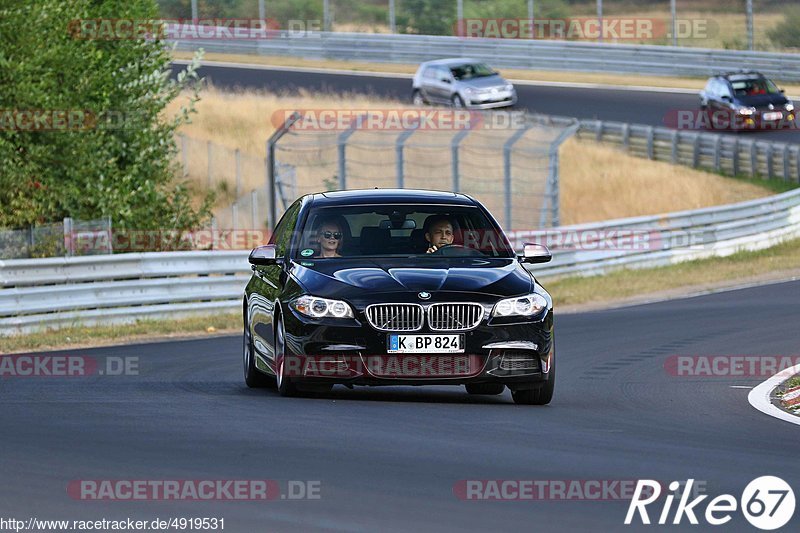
[412,58,517,109]
[242,189,555,405]
[699,71,795,130]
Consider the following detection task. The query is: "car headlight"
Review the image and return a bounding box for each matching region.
[291,295,354,319]
[738,106,756,116]
[505,84,514,91]
[492,293,548,318]
[463,87,476,95]
[786,102,794,112]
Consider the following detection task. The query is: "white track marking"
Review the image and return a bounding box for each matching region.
[748,363,800,426]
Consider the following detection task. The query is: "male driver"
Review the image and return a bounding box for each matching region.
[425,215,455,253]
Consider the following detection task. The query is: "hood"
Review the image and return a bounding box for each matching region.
[459,74,508,89]
[736,93,789,108]
[290,258,532,300]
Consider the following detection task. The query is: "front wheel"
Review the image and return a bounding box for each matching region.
[274,316,299,397]
[451,94,466,109]
[511,352,555,405]
[243,307,272,388]
[412,90,426,106]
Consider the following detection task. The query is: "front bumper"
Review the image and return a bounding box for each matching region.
[274,305,553,388]
[465,90,517,109]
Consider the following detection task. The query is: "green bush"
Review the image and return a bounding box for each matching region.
[767,7,800,49]
[0,0,211,235]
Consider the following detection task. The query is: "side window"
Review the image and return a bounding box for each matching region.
[422,67,435,79]
[269,200,302,257]
[436,67,451,82]
[704,79,716,96]
[718,80,732,99]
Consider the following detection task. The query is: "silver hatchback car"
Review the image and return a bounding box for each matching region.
[412,58,517,109]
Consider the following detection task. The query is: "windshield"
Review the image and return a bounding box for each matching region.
[731,78,781,97]
[450,63,496,81]
[295,204,514,260]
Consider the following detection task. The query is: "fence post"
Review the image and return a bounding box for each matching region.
[732,137,740,176]
[782,145,790,181]
[395,126,418,188]
[63,217,73,257]
[451,127,472,193]
[206,140,213,189]
[250,189,258,229]
[669,130,678,165]
[211,216,218,250]
[713,135,722,171]
[622,123,630,149]
[503,122,532,230]
[180,134,188,177]
[337,116,362,190]
[766,144,774,179]
[232,202,239,231]
[542,122,579,229]
[692,134,700,168]
[266,111,302,229]
[646,126,655,160]
[235,148,242,198]
[750,141,757,177]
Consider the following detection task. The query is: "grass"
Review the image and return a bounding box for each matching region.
[0,313,240,355]
[543,236,800,307]
[783,376,800,390]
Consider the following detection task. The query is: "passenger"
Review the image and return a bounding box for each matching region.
[315,219,344,258]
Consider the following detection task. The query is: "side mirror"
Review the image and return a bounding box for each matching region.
[441,77,451,84]
[519,243,552,264]
[781,88,786,93]
[721,95,732,102]
[248,244,279,266]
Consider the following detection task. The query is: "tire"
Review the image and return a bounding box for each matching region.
[412,90,426,106]
[511,352,555,405]
[451,94,466,109]
[465,383,505,395]
[274,316,299,397]
[243,306,273,388]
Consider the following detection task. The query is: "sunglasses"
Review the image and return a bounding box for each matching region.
[321,231,342,240]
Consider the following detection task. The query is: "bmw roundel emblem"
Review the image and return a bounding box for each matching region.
[418,291,431,300]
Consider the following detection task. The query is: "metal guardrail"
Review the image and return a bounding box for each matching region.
[172,31,800,82]
[2,186,799,335]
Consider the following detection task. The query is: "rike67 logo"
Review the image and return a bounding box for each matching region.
[626,477,795,530]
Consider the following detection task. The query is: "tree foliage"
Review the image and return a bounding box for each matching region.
[0,0,210,232]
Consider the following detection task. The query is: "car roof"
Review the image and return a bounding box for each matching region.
[420,58,483,67]
[309,188,476,207]
[713,71,766,81]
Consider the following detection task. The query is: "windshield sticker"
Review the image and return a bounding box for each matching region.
[300,248,315,257]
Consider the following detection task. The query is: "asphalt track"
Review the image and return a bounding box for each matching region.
[3,280,799,532]
[172,62,800,144]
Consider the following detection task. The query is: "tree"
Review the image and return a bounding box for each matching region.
[0,0,210,235]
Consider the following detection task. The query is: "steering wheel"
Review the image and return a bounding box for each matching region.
[428,244,482,257]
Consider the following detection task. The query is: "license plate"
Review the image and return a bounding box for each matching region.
[387,334,464,354]
[763,111,783,121]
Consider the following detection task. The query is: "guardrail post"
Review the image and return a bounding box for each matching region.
[750,142,757,177]
[396,126,418,188]
[451,127,472,193]
[670,131,678,163]
[180,134,188,177]
[732,138,740,176]
[235,148,242,198]
[266,111,302,229]
[622,123,630,149]
[595,120,603,142]
[766,144,774,179]
[796,147,800,183]
[713,136,722,172]
[692,134,700,168]
[63,217,73,257]
[646,127,655,160]
[782,145,790,181]
[503,123,532,230]
[207,140,213,189]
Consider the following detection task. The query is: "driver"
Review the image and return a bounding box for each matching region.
[425,215,455,253]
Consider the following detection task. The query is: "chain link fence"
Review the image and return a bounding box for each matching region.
[0,217,112,259]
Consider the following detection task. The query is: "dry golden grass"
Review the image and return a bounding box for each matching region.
[558,138,773,224]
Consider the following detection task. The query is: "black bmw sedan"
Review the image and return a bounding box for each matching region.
[243,189,555,405]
